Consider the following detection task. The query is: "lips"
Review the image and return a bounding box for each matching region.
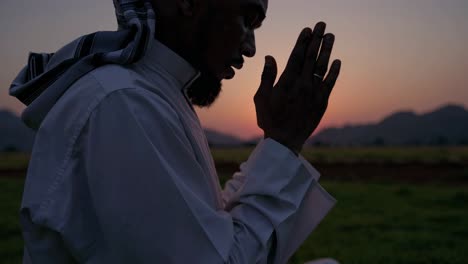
[222,60,244,80]
[222,67,235,80]
[232,63,243,70]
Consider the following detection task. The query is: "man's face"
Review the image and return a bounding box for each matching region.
[186,0,268,107]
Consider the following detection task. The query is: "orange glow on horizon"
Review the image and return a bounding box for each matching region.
[1,0,467,140]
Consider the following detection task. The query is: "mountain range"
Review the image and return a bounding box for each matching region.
[1,104,467,152]
[0,110,247,152]
[0,110,35,152]
[307,104,468,146]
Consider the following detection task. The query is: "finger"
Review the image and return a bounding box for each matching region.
[302,22,326,78]
[314,33,335,78]
[323,59,341,97]
[278,28,312,85]
[256,55,278,98]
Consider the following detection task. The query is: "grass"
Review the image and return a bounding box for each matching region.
[0,153,30,171]
[290,182,468,264]
[212,146,468,165]
[1,147,468,170]
[1,147,467,263]
[1,177,467,264]
[0,179,24,264]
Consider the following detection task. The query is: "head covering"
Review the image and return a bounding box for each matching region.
[9,0,156,130]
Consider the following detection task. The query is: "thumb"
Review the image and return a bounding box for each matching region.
[259,55,278,94]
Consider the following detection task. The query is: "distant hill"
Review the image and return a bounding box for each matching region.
[2,104,468,151]
[0,110,35,152]
[308,104,468,146]
[0,110,245,151]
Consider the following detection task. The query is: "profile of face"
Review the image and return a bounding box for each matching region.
[178,0,268,107]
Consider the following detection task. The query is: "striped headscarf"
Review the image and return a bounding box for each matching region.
[9,0,156,129]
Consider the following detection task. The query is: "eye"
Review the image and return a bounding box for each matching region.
[244,12,261,29]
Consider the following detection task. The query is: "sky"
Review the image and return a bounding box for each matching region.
[1,0,467,139]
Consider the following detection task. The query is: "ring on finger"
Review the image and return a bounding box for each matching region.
[313,73,324,79]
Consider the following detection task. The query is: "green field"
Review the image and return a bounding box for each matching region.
[212,146,468,165]
[0,153,30,171]
[1,148,468,263]
[1,179,467,264]
[3,146,468,170]
[0,179,24,264]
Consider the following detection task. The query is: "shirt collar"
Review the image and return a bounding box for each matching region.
[138,39,200,91]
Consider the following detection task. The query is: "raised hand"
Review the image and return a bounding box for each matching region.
[254,22,341,155]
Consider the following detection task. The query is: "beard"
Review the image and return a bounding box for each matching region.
[186,70,222,108]
[184,2,227,108]
[186,7,223,108]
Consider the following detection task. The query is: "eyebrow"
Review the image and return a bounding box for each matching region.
[241,2,267,21]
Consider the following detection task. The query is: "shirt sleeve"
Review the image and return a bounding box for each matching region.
[222,141,337,264]
[80,87,334,263]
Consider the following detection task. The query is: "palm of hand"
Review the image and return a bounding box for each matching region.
[254,22,342,154]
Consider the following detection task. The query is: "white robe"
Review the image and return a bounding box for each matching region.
[20,39,336,264]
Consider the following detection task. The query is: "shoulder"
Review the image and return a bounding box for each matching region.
[88,64,136,95]
[40,64,178,141]
[87,86,184,135]
[33,64,186,179]
[23,65,188,214]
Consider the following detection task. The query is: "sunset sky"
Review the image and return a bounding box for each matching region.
[1,0,467,139]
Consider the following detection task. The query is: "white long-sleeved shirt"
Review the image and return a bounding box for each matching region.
[20,39,336,264]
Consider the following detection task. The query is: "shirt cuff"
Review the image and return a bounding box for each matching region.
[273,181,336,263]
[244,138,337,263]
[240,138,313,208]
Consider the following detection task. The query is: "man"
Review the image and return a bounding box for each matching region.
[10,0,341,263]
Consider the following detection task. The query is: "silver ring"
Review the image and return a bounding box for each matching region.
[314,73,324,79]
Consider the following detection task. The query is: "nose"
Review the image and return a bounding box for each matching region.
[241,30,256,58]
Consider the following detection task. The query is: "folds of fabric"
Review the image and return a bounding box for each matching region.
[19,61,336,263]
[9,0,155,130]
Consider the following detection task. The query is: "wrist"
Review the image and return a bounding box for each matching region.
[263,135,300,156]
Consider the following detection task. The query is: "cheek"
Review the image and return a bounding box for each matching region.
[202,17,249,73]
[215,18,248,54]
[223,17,249,44]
